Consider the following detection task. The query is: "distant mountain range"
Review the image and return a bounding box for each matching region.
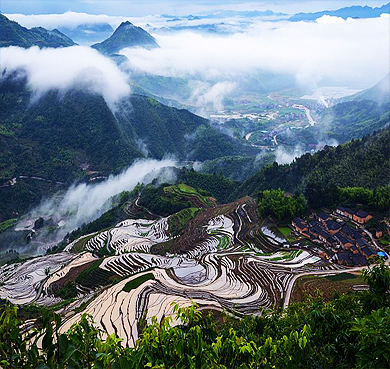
[0,14,75,48]
[289,2,390,21]
[57,23,114,45]
[91,21,159,55]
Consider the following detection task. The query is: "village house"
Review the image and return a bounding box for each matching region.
[325,219,342,235]
[316,211,331,224]
[292,217,309,237]
[335,251,368,266]
[353,209,373,224]
[336,206,354,219]
[334,234,354,249]
[291,209,378,267]
[361,245,376,259]
[376,229,383,238]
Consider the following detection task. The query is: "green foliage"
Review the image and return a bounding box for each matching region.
[122,273,155,292]
[258,189,306,220]
[177,168,239,204]
[234,127,390,208]
[352,307,390,369]
[361,261,390,311]
[168,207,199,236]
[338,185,390,212]
[0,218,17,234]
[139,184,189,216]
[199,155,272,182]
[53,282,78,300]
[165,183,215,207]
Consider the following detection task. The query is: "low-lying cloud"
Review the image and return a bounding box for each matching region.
[13,158,177,255]
[189,81,236,114]
[122,14,390,89]
[0,46,131,108]
[275,139,339,165]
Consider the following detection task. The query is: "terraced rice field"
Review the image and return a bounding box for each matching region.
[0,196,346,347]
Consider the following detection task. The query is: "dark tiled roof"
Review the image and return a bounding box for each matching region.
[327,236,336,244]
[326,220,341,231]
[292,217,307,229]
[311,225,323,235]
[341,225,356,238]
[319,229,331,239]
[337,251,354,266]
[356,238,368,247]
[337,207,354,215]
[337,251,367,266]
[335,234,353,245]
[355,209,370,218]
[309,219,320,227]
[317,212,330,221]
[351,254,368,266]
[362,246,375,257]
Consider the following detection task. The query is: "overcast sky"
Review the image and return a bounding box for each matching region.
[1,1,389,16]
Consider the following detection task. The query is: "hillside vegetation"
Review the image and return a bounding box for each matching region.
[0,14,75,48]
[234,126,390,207]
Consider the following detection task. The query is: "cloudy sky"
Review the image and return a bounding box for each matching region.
[1,1,389,111]
[1,0,389,16]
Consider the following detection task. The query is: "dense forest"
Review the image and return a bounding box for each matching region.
[233,126,390,208]
[1,262,389,368]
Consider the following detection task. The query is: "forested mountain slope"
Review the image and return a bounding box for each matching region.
[233,126,390,203]
[0,76,251,220]
[0,14,75,48]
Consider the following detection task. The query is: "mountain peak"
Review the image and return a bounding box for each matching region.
[91,21,159,55]
[119,20,133,27]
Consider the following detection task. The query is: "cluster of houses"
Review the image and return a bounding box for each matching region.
[292,208,377,267]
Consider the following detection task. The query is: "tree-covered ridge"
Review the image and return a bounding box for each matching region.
[233,126,390,204]
[91,21,159,55]
[1,262,389,368]
[257,189,306,220]
[0,14,75,48]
